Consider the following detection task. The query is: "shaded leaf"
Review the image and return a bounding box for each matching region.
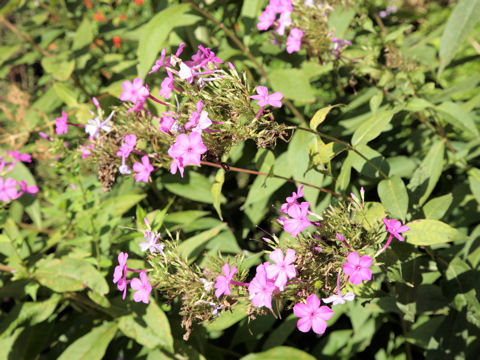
[378,175,408,222]
[351,109,395,146]
[268,69,315,102]
[241,346,316,360]
[406,219,468,245]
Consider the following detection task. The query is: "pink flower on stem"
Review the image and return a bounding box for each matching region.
[248,263,276,308]
[131,271,152,304]
[378,218,410,254]
[119,78,149,103]
[113,252,129,299]
[168,132,207,177]
[279,201,313,238]
[250,86,283,119]
[286,28,304,54]
[133,155,154,183]
[18,181,38,195]
[280,185,304,213]
[275,11,292,36]
[323,270,355,306]
[159,71,174,99]
[266,248,296,291]
[7,151,31,163]
[0,177,18,202]
[257,8,276,31]
[336,233,351,249]
[214,263,237,298]
[139,231,165,256]
[149,48,168,74]
[185,101,204,130]
[55,111,68,135]
[116,134,137,158]
[343,252,372,285]
[293,294,334,334]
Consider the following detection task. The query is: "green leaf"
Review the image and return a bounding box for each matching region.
[163,172,217,204]
[41,55,75,81]
[468,168,480,204]
[435,102,479,138]
[438,0,480,73]
[72,18,93,51]
[408,141,445,207]
[378,176,408,222]
[405,219,468,246]
[423,193,453,220]
[309,105,338,130]
[204,301,249,332]
[99,194,146,216]
[53,82,79,107]
[118,302,173,351]
[35,257,109,294]
[137,4,200,77]
[241,346,316,360]
[351,109,395,146]
[58,322,117,360]
[212,169,225,220]
[268,69,315,103]
[288,131,313,178]
[178,223,227,262]
[335,153,353,193]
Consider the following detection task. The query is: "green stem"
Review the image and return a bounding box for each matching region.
[294,126,390,180]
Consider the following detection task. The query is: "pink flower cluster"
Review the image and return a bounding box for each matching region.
[257,0,304,54]
[278,186,313,237]
[113,252,153,304]
[0,151,38,202]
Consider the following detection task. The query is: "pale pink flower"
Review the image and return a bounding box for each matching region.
[139,231,165,256]
[119,78,149,103]
[266,248,296,291]
[323,291,355,306]
[280,201,312,238]
[280,185,304,213]
[131,271,152,304]
[113,252,128,299]
[0,177,18,202]
[55,111,68,135]
[250,86,283,108]
[343,252,372,285]
[116,134,137,158]
[168,132,207,177]
[185,101,204,130]
[133,155,154,183]
[286,28,304,54]
[214,263,237,298]
[159,71,174,99]
[293,294,333,334]
[275,11,291,36]
[248,263,276,308]
[257,7,276,31]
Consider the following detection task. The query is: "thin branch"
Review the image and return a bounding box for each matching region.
[0,16,50,57]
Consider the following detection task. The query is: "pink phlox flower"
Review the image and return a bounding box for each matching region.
[0,177,18,202]
[149,47,167,74]
[192,110,212,133]
[343,252,372,285]
[198,45,223,69]
[139,231,165,256]
[85,111,113,139]
[131,271,152,304]
[248,263,276,308]
[275,11,292,36]
[293,294,334,334]
[257,7,276,31]
[281,201,313,238]
[168,132,207,176]
[271,0,293,13]
[55,111,68,135]
[18,181,38,195]
[382,218,410,242]
[7,151,32,163]
[159,70,174,99]
[280,185,304,213]
[80,142,95,159]
[92,97,101,110]
[169,156,184,178]
[185,100,204,130]
[127,99,147,114]
[116,134,137,158]
[286,28,304,54]
[113,252,129,299]
[175,42,185,57]
[250,86,283,108]
[214,263,237,298]
[133,155,154,183]
[159,112,178,134]
[120,78,149,103]
[266,248,296,291]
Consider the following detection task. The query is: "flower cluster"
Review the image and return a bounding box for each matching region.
[113,252,153,304]
[277,185,314,237]
[0,150,38,203]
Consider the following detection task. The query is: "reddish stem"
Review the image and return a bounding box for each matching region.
[67,122,86,128]
[231,280,249,287]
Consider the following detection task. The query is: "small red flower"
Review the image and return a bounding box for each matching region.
[133,0,144,4]
[93,10,106,22]
[84,0,93,8]
[113,36,122,48]
[118,14,127,21]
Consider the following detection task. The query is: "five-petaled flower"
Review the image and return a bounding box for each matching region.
[250,86,283,108]
[293,294,334,334]
[120,78,149,103]
[55,111,68,135]
[113,252,129,299]
[248,263,276,308]
[266,248,296,291]
[343,252,372,285]
[131,271,152,304]
[168,132,207,177]
[133,155,154,183]
[214,263,237,298]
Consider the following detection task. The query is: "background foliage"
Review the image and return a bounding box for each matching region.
[1,0,480,359]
